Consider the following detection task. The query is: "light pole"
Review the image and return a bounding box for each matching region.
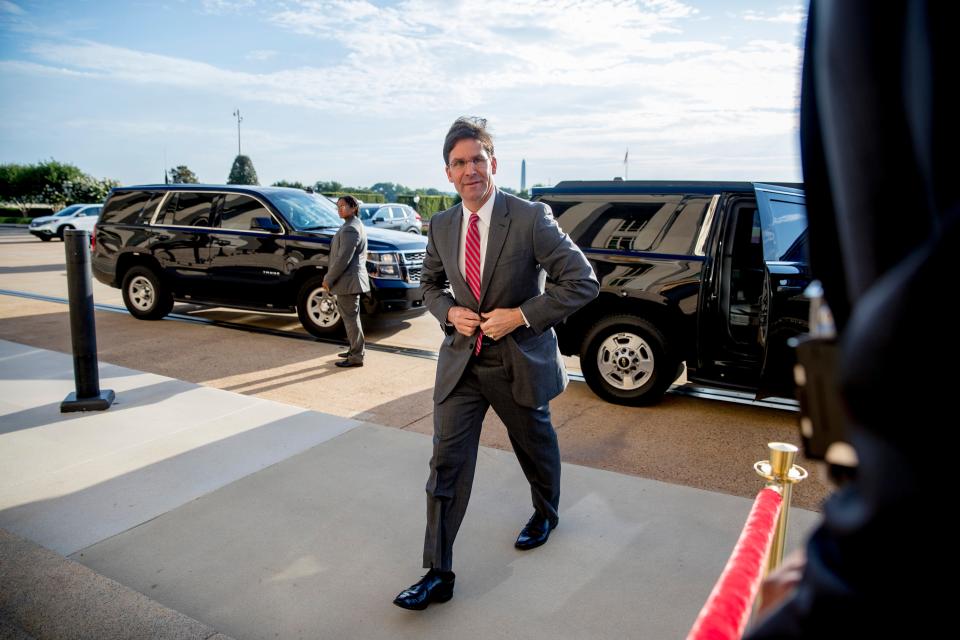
[232,108,243,155]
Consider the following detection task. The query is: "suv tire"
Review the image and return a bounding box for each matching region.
[121,265,174,320]
[297,277,344,337]
[57,225,74,241]
[581,315,678,406]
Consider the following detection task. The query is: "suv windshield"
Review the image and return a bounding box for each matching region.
[267,190,342,231]
[55,205,83,217]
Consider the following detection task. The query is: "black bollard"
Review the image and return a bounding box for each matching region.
[61,229,115,412]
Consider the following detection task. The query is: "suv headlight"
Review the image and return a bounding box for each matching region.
[367,251,401,278]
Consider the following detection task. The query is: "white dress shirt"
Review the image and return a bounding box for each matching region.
[455,190,530,328]
[457,191,495,283]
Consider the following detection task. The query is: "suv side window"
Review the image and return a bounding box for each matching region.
[545,196,709,253]
[764,198,808,262]
[160,192,217,227]
[100,191,157,225]
[219,193,271,231]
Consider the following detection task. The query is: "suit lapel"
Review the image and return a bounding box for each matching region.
[480,191,510,306]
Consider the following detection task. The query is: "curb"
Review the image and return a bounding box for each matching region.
[0,529,235,640]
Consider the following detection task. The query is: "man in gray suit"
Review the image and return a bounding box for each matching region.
[323,195,369,368]
[393,117,599,610]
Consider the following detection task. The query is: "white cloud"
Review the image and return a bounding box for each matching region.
[0,59,99,78]
[0,0,24,15]
[201,0,256,14]
[12,0,803,153]
[742,7,804,25]
[246,49,278,61]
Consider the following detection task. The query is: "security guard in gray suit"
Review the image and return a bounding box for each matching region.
[323,195,369,368]
[393,117,599,610]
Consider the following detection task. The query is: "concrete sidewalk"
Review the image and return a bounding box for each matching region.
[0,339,819,639]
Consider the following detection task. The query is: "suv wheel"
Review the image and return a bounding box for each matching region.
[121,265,174,320]
[297,278,343,337]
[581,315,678,406]
[57,225,74,241]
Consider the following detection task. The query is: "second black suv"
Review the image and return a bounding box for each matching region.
[92,185,426,337]
[532,181,809,406]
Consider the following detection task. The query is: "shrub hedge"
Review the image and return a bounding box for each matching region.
[396,194,459,220]
[1,204,56,218]
[322,192,386,204]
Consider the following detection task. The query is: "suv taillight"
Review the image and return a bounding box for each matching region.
[415,213,422,221]
[91,225,96,250]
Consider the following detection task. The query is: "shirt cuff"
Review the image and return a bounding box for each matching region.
[518,307,531,328]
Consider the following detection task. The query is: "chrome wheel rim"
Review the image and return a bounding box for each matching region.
[307,287,340,328]
[128,275,155,311]
[596,332,655,391]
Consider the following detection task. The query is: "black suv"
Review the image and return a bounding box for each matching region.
[92,185,426,337]
[532,181,808,406]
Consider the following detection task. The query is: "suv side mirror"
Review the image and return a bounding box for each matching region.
[373,214,387,223]
[251,217,281,233]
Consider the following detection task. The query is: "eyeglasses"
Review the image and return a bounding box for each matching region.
[447,156,490,171]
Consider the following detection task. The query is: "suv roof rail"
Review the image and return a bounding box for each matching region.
[531,180,804,196]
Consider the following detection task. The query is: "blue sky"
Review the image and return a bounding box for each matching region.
[0,0,806,192]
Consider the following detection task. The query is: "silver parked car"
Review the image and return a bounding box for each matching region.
[28,204,102,241]
[359,203,422,234]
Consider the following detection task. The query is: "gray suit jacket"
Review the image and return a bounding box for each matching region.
[325,215,370,295]
[420,190,599,408]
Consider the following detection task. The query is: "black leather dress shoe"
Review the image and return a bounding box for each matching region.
[393,569,455,610]
[338,351,350,358]
[335,360,363,368]
[514,512,557,550]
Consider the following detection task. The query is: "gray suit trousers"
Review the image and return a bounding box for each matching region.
[336,293,364,363]
[423,341,561,571]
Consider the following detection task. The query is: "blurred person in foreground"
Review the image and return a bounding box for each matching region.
[749,1,958,636]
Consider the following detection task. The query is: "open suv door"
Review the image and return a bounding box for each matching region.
[694,183,809,398]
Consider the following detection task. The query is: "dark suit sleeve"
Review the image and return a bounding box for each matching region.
[519,203,599,333]
[420,215,456,329]
[325,224,360,287]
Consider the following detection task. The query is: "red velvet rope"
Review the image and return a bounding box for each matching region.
[686,487,784,640]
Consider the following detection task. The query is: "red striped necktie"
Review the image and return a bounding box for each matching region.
[465,212,482,355]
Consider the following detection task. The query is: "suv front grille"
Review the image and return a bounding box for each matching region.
[401,251,426,263]
[400,250,425,284]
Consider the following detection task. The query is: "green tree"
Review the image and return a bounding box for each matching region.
[314,180,342,192]
[40,174,118,207]
[272,180,307,190]
[227,155,259,185]
[169,165,199,183]
[1,160,116,210]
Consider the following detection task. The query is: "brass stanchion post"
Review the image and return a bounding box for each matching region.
[754,442,808,573]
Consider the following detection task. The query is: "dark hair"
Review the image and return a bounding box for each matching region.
[443,116,494,166]
[337,195,360,214]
